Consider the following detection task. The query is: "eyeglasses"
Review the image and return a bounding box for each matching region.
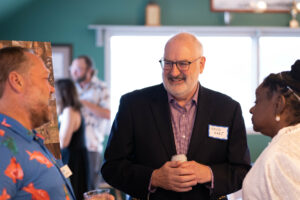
[159,57,201,71]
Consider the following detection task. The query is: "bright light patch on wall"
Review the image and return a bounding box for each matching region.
[256,0,267,10]
[110,36,169,120]
[199,37,253,129]
[297,2,300,10]
[259,37,300,83]
[52,52,65,79]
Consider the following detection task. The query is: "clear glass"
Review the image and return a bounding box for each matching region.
[83,189,114,200]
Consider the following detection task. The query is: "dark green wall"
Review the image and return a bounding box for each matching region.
[0,0,281,161]
[247,134,270,163]
[0,0,296,78]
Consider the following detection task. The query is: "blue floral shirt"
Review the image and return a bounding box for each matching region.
[0,114,75,200]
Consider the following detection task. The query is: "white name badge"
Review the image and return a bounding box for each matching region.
[60,165,73,178]
[208,125,228,140]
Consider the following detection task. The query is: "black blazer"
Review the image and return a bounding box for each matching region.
[102,84,251,200]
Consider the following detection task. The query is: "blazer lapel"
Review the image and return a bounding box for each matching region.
[187,86,212,160]
[150,84,177,159]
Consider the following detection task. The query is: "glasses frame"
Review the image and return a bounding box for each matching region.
[159,56,202,71]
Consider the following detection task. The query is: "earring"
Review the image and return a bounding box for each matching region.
[275,115,280,122]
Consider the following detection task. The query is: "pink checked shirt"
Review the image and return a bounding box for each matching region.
[168,85,198,155]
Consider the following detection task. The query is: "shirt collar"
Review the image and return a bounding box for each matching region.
[167,82,199,106]
[0,113,43,143]
[276,123,300,139]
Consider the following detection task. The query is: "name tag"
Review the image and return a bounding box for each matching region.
[60,165,72,178]
[208,125,228,140]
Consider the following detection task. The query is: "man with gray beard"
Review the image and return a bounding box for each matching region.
[102,33,251,200]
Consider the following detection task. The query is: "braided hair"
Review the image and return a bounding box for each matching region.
[262,60,300,125]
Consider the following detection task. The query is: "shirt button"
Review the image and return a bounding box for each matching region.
[182,135,186,138]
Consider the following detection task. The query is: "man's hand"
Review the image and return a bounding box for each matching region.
[179,161,212,184]
[151,161,197,192]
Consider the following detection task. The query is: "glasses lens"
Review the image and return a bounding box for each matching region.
[177,61,190,70]
[164,61,173,69]
[160,59,195,71]
[160,60,172,70]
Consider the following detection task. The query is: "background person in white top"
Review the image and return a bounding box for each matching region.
[70,55,110,189]
[242,60,300,200]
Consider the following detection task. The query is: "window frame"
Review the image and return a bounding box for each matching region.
[89,25,300,134]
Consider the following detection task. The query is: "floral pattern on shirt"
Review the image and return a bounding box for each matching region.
[4,157,24,183]
[0,115,75,200]
[0,188,11,200]
[26,150,54,168]
[23,183,50,200]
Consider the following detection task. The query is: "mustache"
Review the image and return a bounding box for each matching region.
[167,74,186,81]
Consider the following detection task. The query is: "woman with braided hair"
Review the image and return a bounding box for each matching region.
[242,60,300,199]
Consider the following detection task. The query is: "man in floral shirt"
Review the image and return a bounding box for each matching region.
[0,47,75,200]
